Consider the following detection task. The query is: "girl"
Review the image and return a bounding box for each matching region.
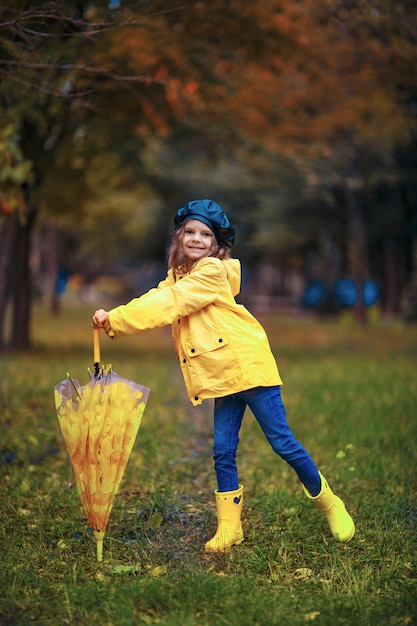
[92,199,355,552]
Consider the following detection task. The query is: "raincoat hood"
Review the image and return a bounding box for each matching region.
[222,258,241,297]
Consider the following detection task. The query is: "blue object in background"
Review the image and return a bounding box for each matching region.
[362,279,380,307]
[333,278,359,307]
[303,280,327,307]
[334,278,380,307]
[55,268,69,296]
[303,278,380,309]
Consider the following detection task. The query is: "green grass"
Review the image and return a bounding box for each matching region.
[1,304,417,625]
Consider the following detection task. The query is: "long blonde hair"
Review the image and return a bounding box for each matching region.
[168,223,231,274]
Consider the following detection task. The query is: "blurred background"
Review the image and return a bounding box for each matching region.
[1,0,416,350]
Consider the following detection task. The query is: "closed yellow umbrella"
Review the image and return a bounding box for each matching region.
[54,329,150,561]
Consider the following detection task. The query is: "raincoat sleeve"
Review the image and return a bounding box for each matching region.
[108,258,226,336]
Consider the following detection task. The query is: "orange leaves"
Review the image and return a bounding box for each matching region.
[184,81,199,96]
[0,200,12,215]
[141,98,171,136]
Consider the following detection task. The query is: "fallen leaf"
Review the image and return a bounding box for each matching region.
[148,564,168,578]
[293,568,313,580]
[113,564,141,574]
[304,611,320,621]
[138,611,161,625]
[18,508,31,516]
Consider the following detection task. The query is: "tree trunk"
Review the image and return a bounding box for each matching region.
[383,187,406,317]
[11,202,37,350]
[345,143,367,325]
[345,185,367,324]
[0,212,19,352]
[384,236,404,317]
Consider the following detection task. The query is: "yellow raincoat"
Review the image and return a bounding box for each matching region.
[108,257,282,405]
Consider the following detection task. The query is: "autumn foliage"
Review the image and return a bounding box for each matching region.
[0,0,417,348]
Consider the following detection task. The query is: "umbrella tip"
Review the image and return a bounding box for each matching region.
[94,529,105,561]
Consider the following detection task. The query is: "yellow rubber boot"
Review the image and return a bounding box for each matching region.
[303,472,355,542]
[204,485,244,552]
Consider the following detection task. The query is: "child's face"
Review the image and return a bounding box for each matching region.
[181,219,215,267]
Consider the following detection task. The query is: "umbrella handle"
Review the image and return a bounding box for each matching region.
[94,328,101,376]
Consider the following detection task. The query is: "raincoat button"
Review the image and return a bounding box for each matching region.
[183,358,186,363]
[194,396,198,401]
[178,319,181,323]
[218,338,223,343]
[191,348,195,353]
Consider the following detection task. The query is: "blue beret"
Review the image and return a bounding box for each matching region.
[174,199,235,247]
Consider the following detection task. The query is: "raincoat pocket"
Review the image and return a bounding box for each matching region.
[184,326,228,357]
[182,325,242,397]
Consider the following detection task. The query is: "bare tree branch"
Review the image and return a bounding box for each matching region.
[0,4,189,37]
[0,59,167,85]
[2,72,94,98]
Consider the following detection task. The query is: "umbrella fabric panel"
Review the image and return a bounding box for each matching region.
[55,373,150,532]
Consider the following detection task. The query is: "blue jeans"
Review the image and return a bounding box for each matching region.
[213,386,321,496]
